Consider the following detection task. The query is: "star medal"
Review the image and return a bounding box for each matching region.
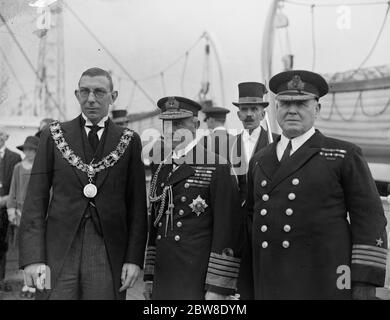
[189,195,208,216]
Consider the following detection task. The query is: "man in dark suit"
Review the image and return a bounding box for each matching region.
[19,67,148,300]
[247,70,388,299]
[202,106,233,162]
[231,82,276,299]
[0,128,21,292]
[144,96,242,300]
[232,82,277,204]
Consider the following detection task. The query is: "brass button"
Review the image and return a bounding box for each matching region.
[260,209,267,216]
[261,225,268,232]
[184,183,190,189]
[181,196,187,202]
[288,193,296,200]
[174,235,180,241]
[178,209,184,216]
[292,178,300,186]
[286,208,293,216]
[261,180,267,187]
[261,241,268,248]
[158,222,162,227]
[177,221,182,228]
[262,194,269,201]
[282,240,290,248]
[283,225,291,232]
[160,182,164,187]
[157,235,161,240]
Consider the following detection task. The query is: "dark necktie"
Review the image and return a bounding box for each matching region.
[87,125,102,153]
[280,140,292,163]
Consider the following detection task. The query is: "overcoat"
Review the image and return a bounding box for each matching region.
[247,130,388,299]
[0,149,21,254]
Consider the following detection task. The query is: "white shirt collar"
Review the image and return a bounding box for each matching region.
[82,113,109,128]
[279,127,316,155]
[242,125,262,141]
[0,145,5,158]
[212,126,227,133]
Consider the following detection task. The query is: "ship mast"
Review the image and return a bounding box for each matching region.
[34,0,66,120]
[261,0,283,134]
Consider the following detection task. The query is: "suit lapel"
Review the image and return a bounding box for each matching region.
[166,147,197,186]
[236,133,248,165]
[95,119,122,189]
[2,148,8,168]
[266,131,323,192]
[81,125,94,163]
[256,141,280,180]
[61,116,89,187]
[254,127,270,154]
[238,126,270,163]
[167,164,195,186]
[2,149,9,188]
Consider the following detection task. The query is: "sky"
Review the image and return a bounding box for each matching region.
[0,0,389,130]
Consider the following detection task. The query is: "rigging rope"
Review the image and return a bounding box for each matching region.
[200,42,210,98]
[138,33,206,82]
[128,81,137,107]
[0,44,26,95]
[282,0,389,77]
[207,34,226,105]
[310,4,316,71]
[348,1,390,78]
[63,2,156,106]
[0,11,65,119]
[319,90,390,122]
[180,51,189,96]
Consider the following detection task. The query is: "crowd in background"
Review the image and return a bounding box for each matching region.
[0,118,52,298]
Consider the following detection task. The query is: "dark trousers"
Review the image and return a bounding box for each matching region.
[0,210,8,281]
[0,253,5,281]
[237,212,254,300]
[46,218,115,300]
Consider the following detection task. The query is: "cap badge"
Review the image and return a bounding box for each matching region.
[287,75,305,91]
[165,97,180,110]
